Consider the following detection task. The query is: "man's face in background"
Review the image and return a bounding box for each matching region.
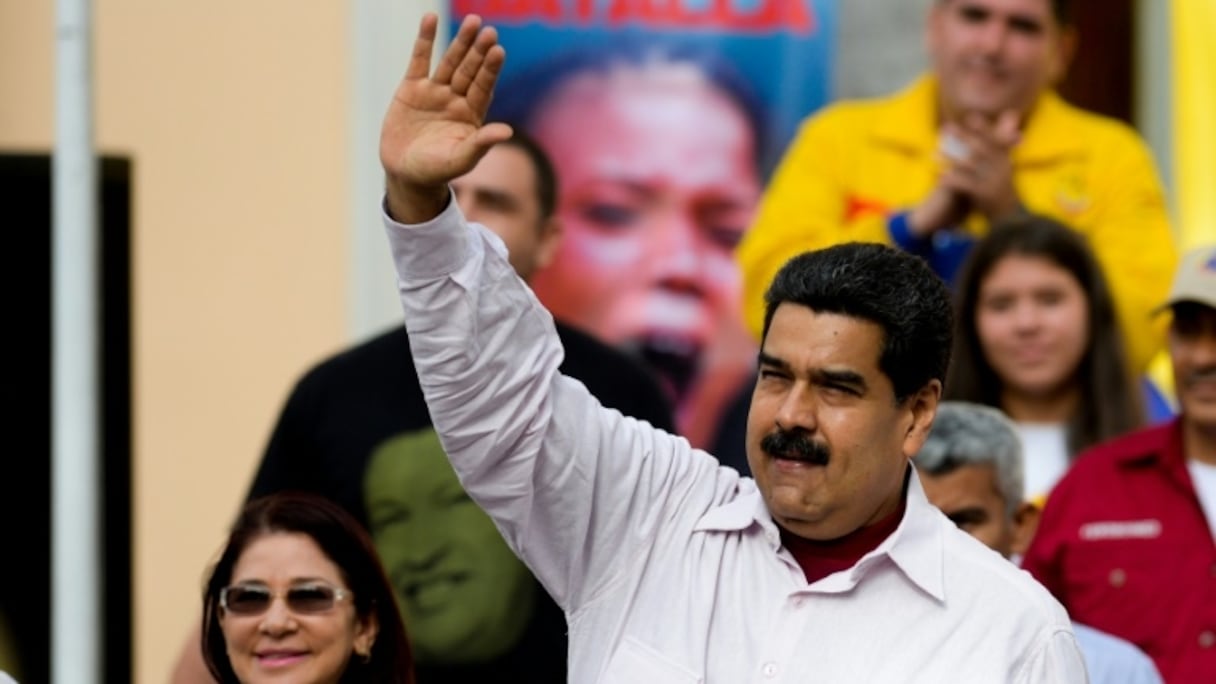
[920,461,1037,558]
[1169,303,1216,433]
[920,463,1019,556]
[451,143,560,282]
[927,0,1072,119]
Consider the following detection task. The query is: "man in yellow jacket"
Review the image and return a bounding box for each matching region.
[739,0,1176,373]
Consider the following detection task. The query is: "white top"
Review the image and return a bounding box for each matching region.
[383,195,1087,684]
[0,671,17,684]
[1187,459,1216,538]
[1074,622,1163,684]
[1015,422,1070,503]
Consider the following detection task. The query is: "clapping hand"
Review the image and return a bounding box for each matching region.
[938,110,1022,220]
[909,109,1023,237]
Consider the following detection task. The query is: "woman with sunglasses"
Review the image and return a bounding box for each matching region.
[201,492,414,683]
[945,214,1145,507]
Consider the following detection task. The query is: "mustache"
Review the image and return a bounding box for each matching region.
[760,429,830,466]
[1184,365,1216,388]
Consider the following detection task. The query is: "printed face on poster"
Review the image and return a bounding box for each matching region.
[452,0,837,446]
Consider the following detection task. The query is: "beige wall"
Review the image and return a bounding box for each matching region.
[2,2,349,681]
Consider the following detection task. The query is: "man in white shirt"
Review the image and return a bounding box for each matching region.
[916,401,1163,683]
[379,13,1086,682]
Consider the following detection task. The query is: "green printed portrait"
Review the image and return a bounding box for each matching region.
[363,428,535,664]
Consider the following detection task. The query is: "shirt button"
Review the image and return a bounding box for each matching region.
[790,596,805,609]
[762,662,779,678]
[1200,631,1216,649]
[1108,568,1127,588]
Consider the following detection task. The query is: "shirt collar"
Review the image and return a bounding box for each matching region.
[847,465,946,602]
[693,465,946,602]
[1114,418,1191,489]
[870,74,1084,163]
[1013,88,1087,162]
[692,478,778,539]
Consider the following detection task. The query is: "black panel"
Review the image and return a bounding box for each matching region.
[0,153,132,684]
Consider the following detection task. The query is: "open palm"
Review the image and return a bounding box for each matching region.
[380,13,512,192]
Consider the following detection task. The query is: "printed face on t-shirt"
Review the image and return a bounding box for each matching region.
[363,428,535,663]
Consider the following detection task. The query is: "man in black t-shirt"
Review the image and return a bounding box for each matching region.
[172,132,672,683]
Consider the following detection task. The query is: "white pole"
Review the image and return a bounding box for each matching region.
[52,0,101,681]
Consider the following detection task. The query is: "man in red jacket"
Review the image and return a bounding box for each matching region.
[1022,245,1216,682]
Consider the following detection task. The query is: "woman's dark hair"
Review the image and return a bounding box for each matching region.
[945,214,1143,457]
[201,492,414,684]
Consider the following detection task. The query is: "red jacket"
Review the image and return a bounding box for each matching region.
[1023,419,1216,682]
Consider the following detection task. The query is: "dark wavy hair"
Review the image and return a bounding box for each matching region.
[944,214,1142,457]
[498,130,558,222]
[201,492,414,684]
[763,242,953,403]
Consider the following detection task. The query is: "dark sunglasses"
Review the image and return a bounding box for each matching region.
[219,583,353,616]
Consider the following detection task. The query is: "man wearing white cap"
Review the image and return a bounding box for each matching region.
[1023,245,1216,682]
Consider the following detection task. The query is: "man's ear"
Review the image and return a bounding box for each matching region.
[1049,27,1078,86]
[532,216,563,273]
[1010,502,1041,557]
[902,379,942,457]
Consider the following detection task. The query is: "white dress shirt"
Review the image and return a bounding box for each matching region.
[384,195,1087,683]
[1187,459,1216,538]
[1015,422,1070,504]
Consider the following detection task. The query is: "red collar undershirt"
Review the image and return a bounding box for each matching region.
[779,496,908,584]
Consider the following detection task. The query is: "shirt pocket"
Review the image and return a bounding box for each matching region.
[600,636,704,684]
[1063,540,1173,647]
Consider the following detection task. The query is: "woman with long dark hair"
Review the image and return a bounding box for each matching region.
[946,214,1144,503]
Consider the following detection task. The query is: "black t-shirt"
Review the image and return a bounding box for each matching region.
[246,322,674,682]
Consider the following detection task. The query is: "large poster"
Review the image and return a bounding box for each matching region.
[451,0,837,451]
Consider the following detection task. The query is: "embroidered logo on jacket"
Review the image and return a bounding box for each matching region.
[1053,173,1091,214]
[1079,519,1162,541]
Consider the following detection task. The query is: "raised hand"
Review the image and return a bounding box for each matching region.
[380,13,513,223]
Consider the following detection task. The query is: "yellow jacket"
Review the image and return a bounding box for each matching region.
[739,76,1177,372]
